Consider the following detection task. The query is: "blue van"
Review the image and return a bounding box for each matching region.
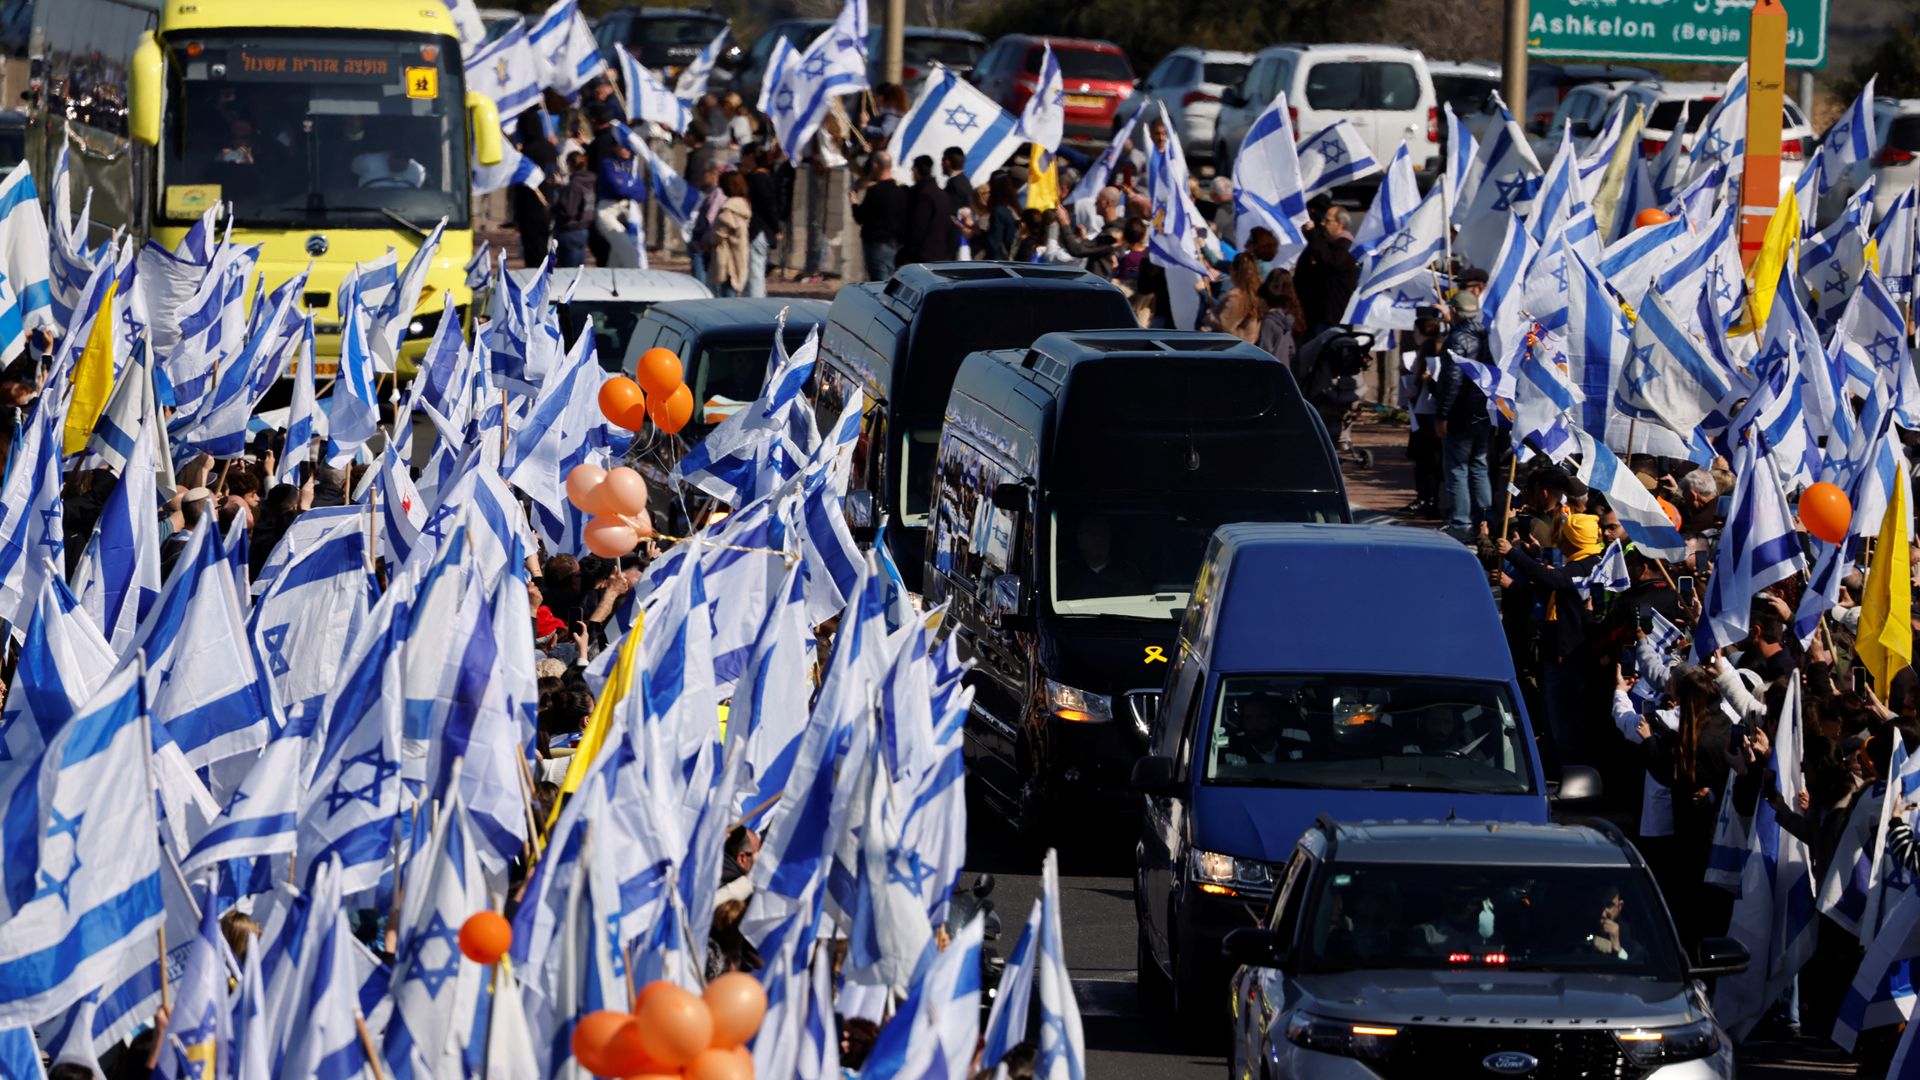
[1132,523,1584,1023]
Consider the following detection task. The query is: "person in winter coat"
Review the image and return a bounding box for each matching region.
[1208,253,1267,343]
[709,170,753,297]
[1434,273,1493,539]
[1255,268,1307,368]
[549,150,596,268]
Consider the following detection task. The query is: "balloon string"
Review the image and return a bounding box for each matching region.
[625,519,800,567]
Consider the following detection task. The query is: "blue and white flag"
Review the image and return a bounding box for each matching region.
[1820,76,1877,192]
[0,573,114,774]
[1015,44,1065,153]
[1572,429,1688,566]
[280,858,384,1080]
[1227,90,1308,264]
[1342,188,1448,332]
[1482,212,1538,371]
[1836,878,1920,1048]
[1802,180,1874,332]
[368,219,447,373]
[249,522,374,737]
[0,399,64,637]
[615,43,691,132]
[1554,244,1630,438]
[1452,94,1542,269]
[1528,126,1602,263]
[1295,120,1381,197]
[1648,100,1692,203]
[529,0,605,97]
[1692,439,1806,661]
[793,391,868,624]
[1350,142,1418,260]
[768,0,869,161]
[466,22,543,120]
[0,664,162,1026]
[674,319,818,505]
[1688,64,1749,175]
[71,391,161,658]
[384,790,488,1080]
[1512,336,1582,462]
[0,161,51,333]
[889,65,1023,190]
[1655,202,1740,333]
[0,1026,43,1080]
[982,900,1040,1071]
[1616,287,1732,438]
[1608,145,1660,244]
[621,122,704,240]
[674,26,730,105]
[1836,271,1920,430]
[131,516,277,767]
[1036,848,1086,1080]
[279,315,325,483]
[174,266,309,460]
[327,283,382,465]
[158,886,233,1080]
[1577,540,1631,598]
[1874,182,1917,307]
[756,36,802,117]
[1598,208,1688,311]
[1440,102,1480,214]
[1730,268,1821,492]
[857,915,983,1079]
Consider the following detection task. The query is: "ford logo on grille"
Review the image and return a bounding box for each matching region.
[306,234,329,257]
[1482,1051,1539,1075]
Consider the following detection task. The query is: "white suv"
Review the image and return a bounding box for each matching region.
[1825,97,1920,225]
[1213,44,1438,184]
[1112,46,1253,164]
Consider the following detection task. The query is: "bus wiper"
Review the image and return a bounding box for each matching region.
[323,204,431,238]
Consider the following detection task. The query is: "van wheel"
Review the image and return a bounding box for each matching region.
[1137,920,1172,1011]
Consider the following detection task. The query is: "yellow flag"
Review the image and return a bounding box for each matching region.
[1025,145,1058,211]
[62,280,118,456]
[546,611,644,828]
[1732,190,1798,336]
[1858,469,1913,698]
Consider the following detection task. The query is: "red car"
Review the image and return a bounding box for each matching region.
[972,35,1135,151]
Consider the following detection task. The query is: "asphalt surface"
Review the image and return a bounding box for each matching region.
[963,796,1860,1079]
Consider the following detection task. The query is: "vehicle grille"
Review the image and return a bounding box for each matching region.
[1374,1026,1644,1080]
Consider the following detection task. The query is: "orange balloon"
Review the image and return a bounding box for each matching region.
[1634,208,1672,229]
[636,347,684,398]
[584,515,641,558]
[600,466,650,516]
[457,911,512,964]
[685,1046,753,1080]
[615,396,650,432]
[599,1019,658,1077]
[599,377,645,426]
[704,973,768,1049]
[634,983,714,1067]
[649,383,695,435]
[1800,481,1853,545]
[572,1010,634,1076]
[566,463,609,514]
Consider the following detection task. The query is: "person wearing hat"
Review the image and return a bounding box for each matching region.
[1434,271,1494,540]
[1499,512,1607,771]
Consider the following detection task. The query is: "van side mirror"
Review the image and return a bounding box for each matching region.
[129,31,164,147]
[1689,936,1750,978]
[991,482,1027,513]
[1221,927,1287,969]
[468,92,503,166]
[1549,765,1603,804]
[1131,754,1177,795]
[845,490,877,542]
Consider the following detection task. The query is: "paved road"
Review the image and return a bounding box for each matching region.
[964,809,1857,1078]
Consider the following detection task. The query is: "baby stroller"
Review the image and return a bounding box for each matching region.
[1294,326,1376,470]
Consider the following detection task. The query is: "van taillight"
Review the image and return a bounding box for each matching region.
[1641,137,1665,157]
[1288,106,1297,130]
[1427,106,1440,142]
[1182,90,1218,106]
[1780,137,1804,161]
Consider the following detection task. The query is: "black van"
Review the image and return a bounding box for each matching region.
[926,330,1352,837]
[625,297,829,442]
[814,262,1134,590]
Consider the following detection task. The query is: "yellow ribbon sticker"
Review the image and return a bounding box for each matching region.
[1143,646,1168,664]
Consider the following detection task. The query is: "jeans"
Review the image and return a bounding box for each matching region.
[689,249,709,289]
[554,229,590,268]
[864,239,898,283]
[1442,416,1492,534]
[748,233,769,298]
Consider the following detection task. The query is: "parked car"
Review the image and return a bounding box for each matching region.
[623,297,829,434]
[592,7,732,82]
[1524,60,1658,137]
[1214,44,1439,183]
[1225,819,1745,1078]
[972,35,1136,152]
[1635,82,1814,194]
[1428,59,1501,139]
[736,19,829,107]
[479,268,713,375]
[813,262,1135,590]
[1827,97,1920,225]
[1133,523,1587,1023]
[476,7,523,44]
[1527,78,1646,162]
[1112,47,1252,164]
[931,332,1349,845]
[866,26,988,91]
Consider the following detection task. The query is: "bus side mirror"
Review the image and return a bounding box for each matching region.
[468,92,503,166]
[129,31,164,147]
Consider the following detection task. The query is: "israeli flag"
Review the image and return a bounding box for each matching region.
[157,888,232,1080]
[0,162,51,332]
[1654,202,1739,332]
[1873,182,1916,307]
[1440,102,1480,212]
[794,391,869,623]
[1835,872,1920,1048]
[174,266,309,459]
[277,316,324,483]
[1351,141,1419,259]
[982,901,1040,1070]
[674,26,730,105]
[1511,340,1582,463]
[615,43,690,132]
[369,218,447,373]
[466,22,543,120]
[383,790,488,1080]
[768,0,869,160]
[1649,100,1691,203]
[890,66,1022,189]
[858,915,984,1079]
[1016,43,1065,153]
[71,378,162,657]
[0,664,163,1027]
[0,400,66,638]
[756,35,801,117]
[1037,848,1086,1080]
[1341,187,1447,332]
[279,859,383,1079]
[1802,181,1874,332]
[1560,245,1630,438]
[1576,429,1687,562]
[1452,93,1542,269]
[1597,208,1688,311]
[529,0,605,97]
[675,319,818,505]
[1608,145,1660,244]
[1577,540,1631,598]
[1529,126,1602,263]
[1691,439,1806,661]
[1146,101,1212,282]
[1070,110,1138,208]
[1295,119,1381,197]
[1483,212,1538,369]
[0,572,114,778]
[0,1026,43,1080]
[1838,271,1920,431]
[326,284,382,465]
[1820,76,1878,192]
[1615,288,1732,438]
[1228,90,1308,264]
[1687,64,1748,175]
[1730,268,1821,493]
[619,123,703,240]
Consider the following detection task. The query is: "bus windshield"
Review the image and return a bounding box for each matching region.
[161,31,470,230]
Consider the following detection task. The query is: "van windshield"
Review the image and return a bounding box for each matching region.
[1203,674,1533,794]
[1302,863,1681,980]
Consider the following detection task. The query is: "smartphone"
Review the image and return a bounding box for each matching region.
[1676,575,1694,601]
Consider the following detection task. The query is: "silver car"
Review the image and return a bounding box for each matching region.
[1226,820,1746,1080]
[1112,46,1253,164]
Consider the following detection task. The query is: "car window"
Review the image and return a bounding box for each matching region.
[1649,97,1714,134]
[641,16,726,46]
[1141,57,1171,90]
[1888,115,1920,152]
[1304,62,1369,110]
[1055,48,1133,82]
[1204,61,1249,88]
[1376,62,1420,109]
[1432,74,1495,115]
[1266,852,1311,947]
[1170,57,1199,85]
[906,37,982,69]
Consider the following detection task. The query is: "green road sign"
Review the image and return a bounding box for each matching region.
[1526,0,1828,68]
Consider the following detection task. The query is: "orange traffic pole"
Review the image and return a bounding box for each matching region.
[1739,0,1789,270]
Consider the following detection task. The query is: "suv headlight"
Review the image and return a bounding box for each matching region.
[1613,1019,1722,1066]
[1044,679,1111,724]
[1189,849,1274,896]
[1284,1012,1397,1062]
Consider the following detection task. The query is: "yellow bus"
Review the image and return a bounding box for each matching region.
[25,0,501,370]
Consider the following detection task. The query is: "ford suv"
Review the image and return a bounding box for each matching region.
[1224,819,1746,1079]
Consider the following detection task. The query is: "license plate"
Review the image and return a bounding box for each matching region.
[1066,93,1104,109]
[314,362,339,376]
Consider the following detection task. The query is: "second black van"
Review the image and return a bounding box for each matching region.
[926,330,1351,837]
